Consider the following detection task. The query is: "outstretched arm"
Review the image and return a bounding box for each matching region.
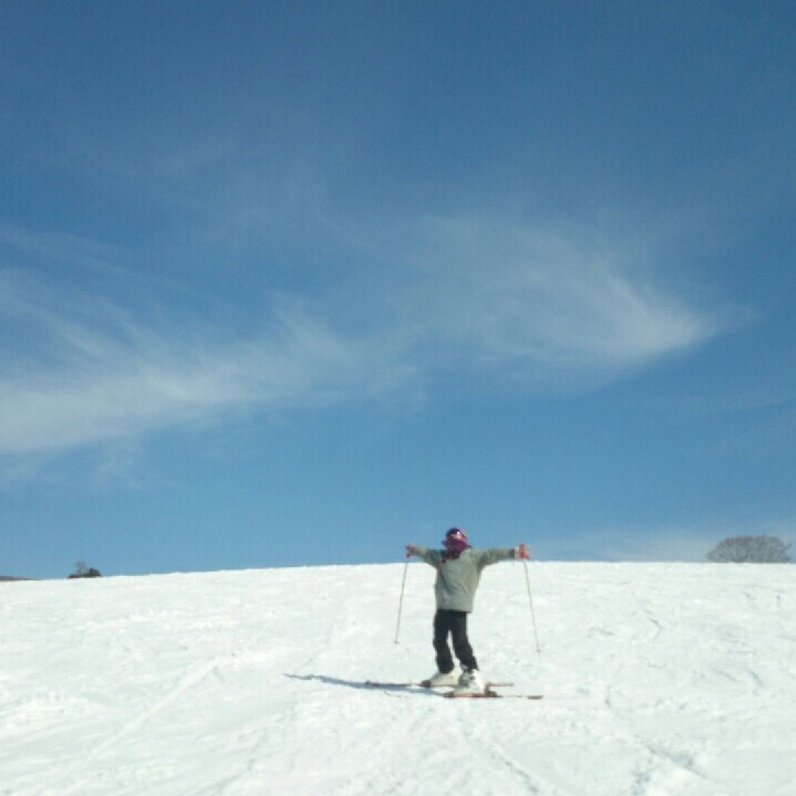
[406,545,443,567]
[475,543,531,569]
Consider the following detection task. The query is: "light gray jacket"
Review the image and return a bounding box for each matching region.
[412,546,516,613]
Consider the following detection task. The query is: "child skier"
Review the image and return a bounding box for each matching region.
[405,527,529,694]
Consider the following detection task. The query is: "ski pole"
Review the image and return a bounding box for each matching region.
[522,556,542,655]
[394,560,409,645]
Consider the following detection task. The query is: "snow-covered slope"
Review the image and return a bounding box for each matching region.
[1,562,794,795]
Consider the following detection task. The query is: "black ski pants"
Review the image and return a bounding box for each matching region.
[433,609,478,673]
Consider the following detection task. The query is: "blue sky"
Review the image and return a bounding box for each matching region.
[1,1,794,578]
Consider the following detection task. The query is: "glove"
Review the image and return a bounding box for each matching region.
[515,543,530,560]
[405,544,417,559]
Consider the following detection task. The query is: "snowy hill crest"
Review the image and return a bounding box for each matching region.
[1,562,794,795]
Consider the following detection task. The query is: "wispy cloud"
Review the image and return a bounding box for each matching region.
[0,271,413,455]
[552,520,795,562]
[551,527,734,563]
[0,205,727,458]
[393,215,720,381]
[0,222,121,272]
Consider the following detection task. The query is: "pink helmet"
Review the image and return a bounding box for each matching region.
[442,528,471,558]
[445,527,468,543]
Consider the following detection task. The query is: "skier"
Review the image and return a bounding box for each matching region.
[405,528,529,694]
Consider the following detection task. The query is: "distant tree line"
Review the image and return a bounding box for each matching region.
[707,535,791,563]
[68,561,102,579]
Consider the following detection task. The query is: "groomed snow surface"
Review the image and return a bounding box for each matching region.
[2,562,795,796]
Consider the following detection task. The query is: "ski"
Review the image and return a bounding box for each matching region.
[365,680,513,689]
[444,690,543,700]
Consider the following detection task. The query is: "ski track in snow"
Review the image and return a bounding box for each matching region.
[1,563,795,795]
